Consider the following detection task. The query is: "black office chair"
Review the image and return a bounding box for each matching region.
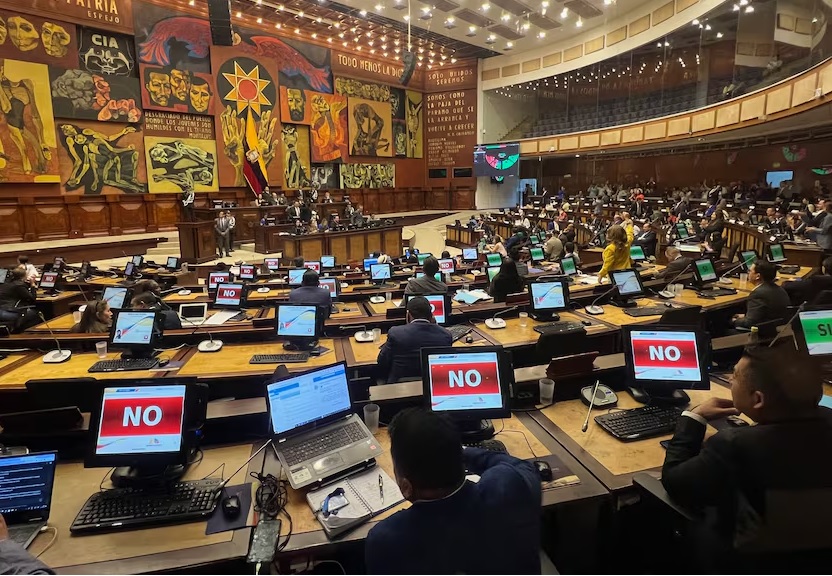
[812,289,832,305]
[534,329,587,364]
[725,242,740,265]
[659,305,703,327]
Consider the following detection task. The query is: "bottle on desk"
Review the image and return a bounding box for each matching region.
[749,326,759,345]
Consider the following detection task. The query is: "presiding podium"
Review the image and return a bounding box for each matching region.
[178,220,217,264]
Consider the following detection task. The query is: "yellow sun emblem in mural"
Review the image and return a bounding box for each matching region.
[222,61,272,116]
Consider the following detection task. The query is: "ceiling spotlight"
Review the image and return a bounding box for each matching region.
[445,16,456,29]
[188,0,194,5]
[235,10,241,17]
[338,32,345,37]
[275,22,281,28]
[316,16,322,22]
[542,0,549,6]
[383,51,388,56]
[359,9,367,16]
[561,7,568,18]
[466,25,477,36]
[538,31,546,38]
[522,21,531,30]
[297,10,303,17]
[576,17,582,27]
[256,16,262,23]
[451,57,457,63]
[501,13,510,21]
[482,2,490,11]
[733,3,739,10]
[311,32,317,38]
[705,24,711,30]
[739,0,748,5]
[485,33,496,44]
[404,14,410,20]
[374,3,383,10]
[327,37,332,42]
[745,5,754,12]
[506,41,514,49]
[604,0,613,5]
[277,3,284,9]
[692,19,699,25]
[295,27,300,34]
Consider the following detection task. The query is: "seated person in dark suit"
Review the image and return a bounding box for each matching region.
[784,256,832,304]
[376,297,452,383]
[632,221,658,258]
[404,257,447,295]
[288,270,332,319]
[656,246,693,279]
[130,292,182,330]
[662,341,832,549]
[365,408,541,574]
[0,267,39,331]
[731,260,789,330]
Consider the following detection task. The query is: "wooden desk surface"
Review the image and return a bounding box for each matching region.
[164,291,210,303]
[86,277,123,287]
[344,328,492,367]
[26,308,266,333]
[36,291,78,303]
[32,444,254,574]
[482,313,614,348]
[532,381,736,492]
[176,340,343,378]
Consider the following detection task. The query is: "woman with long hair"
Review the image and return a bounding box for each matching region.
[598,224,634,281]
[70,299,113,333]
[487,234,508,258]
[489,258,526,303]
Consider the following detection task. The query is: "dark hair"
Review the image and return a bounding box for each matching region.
[292,256,305,268]
[753,259,776,282]
[10,267,26,282]
[77,299,111,333]
[17,255,28,264]
[509,246,523,263]
[130,292,157,309]
[823,256,832,276]
[389,408,464,491]
[422,256,440,276]
[497,258,520,280]
[301,269,319,286]
[741,341,822,410]
[134,279,161,296]
[564,241,576,253]
[441,250,451,259]
[406,295,433,320]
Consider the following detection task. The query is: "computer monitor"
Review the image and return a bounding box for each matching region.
[437,258,455,274]
[39,271,59,291]
[0,269,8,284]
[238,265,256,281]
[622,325,709,404]
[529,247,545,263]
[363,257,379,271]
[207,272,231,290]
[486,253,503,267]
[319,277,339,298]
[487,266,500,282]
[264,258,281,272]
[405,293,450,324]
[321,255,335,269]
[421,346,513,441]
[529,235,540,245]
[53,257,66,272]
[768,243,786,263]
[287,268,306,286]
[276,304,326,348]
[165,257,180,271]
[739,250,758,272]
[370,263,392,282]
[131,255,144,267]
[304,261,321,273]
[110,310,162,359]
[0,452,57,530]
[630,245,646,262]
[560,256,578,276]
[102,286,130,310]
[529,280,570,320]
[609,269,645,305]
[124,262,137,278]
[794,306,832,357]
[417,253,432,265]
[462,248,478,262]
[675,222,690,240]
[693,258,718,285]
[79,261,92,279]
[214,282,245,309]
[416,272,442,281]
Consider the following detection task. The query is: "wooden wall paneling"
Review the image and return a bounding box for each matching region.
[346,233,367,262]
[300,236,326,262]
[383,228,401,254]
[377,190,395,214]
[429,189,449,210]
[113,199,148,234]
[0,203,24,242]
[149,197,181,231]
[407,189,425,211]
[69,197,110,237]
[364,230,383,255]
[329,235,348,264]
[451,188,475,210]
[31,201,71,240]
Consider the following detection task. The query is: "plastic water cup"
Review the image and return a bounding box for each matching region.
[372,328,381,342]
[519,312,529,327]
[462,282,470,292]
[363,403,380,433]
[95,341,107,359]
[385,292,392,302]
[739,273,748,289]
[72,310,82,323]
[673,283,685,296]
[539,379,555,405]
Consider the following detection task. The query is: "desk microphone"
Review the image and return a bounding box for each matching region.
[585,285,617,315]
[346,324,374,342]
[767,301,806,348]
[38,312,72,364]
[213,439,274,497]
[717,260,749,284]
[485,306,518,329]
[658,261,693,298]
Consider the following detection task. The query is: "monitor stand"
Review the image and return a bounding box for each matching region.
[111,463,187,489]
[284,339,320,352]
[627,386,690,406]
[457,419,495,443]
[530,311,560,322]
[121,348,159,360]
[611,297,637,308]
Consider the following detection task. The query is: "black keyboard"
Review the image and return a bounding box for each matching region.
[697,287,737,297]
[464,439,508,453]
[447,325,473,342]
[70,478,221,534]
[281,422,368,466]
[777,265,800,275]
[534,321,584,335]
[88,358,158,373]
[249,353,310,364]
[595,405,683,441]
[624,306,670,317]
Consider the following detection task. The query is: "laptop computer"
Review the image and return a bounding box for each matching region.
[178,302,208,326]
[266,362,382,489]
[0,452,57,548]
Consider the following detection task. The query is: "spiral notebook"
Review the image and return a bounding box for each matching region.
[306,468,404,539]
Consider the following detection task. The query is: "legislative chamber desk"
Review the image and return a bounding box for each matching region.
[263,225,403,263]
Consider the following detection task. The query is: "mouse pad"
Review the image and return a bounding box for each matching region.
[206,482,254,535]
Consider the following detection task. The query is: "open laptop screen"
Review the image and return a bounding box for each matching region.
[266,363,351,435]
[0,452,57,520]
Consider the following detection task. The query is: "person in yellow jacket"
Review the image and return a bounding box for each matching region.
[598,224,634,281]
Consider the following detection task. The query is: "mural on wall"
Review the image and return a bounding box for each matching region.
[50,67,141,122]
[58,121,145,194]
[348,97,392,158]
[335,77,390,102]
[279,86,347,163]
[281,123,310,189]
[78,27,136,77]
[135,6,332,91]
[212,48,279,187]
[140,65,213,115]
[390,87,406,157]
[0,10,78,69]
[311,163,338,189]
[339,163,394,188]
[405,90,423,158]
[0,58,60,183]
[144,136,218,193]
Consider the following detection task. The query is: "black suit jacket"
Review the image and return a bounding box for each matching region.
[734,282,790,328]
[633,230,658,257]
[288,286,333,319]
[662,413,832,536]
[377,320,452,383]
[0,281,36,310]
[656,256,693,280]
[287,207,301,220]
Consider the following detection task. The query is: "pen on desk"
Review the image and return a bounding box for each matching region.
[378,473,384,504]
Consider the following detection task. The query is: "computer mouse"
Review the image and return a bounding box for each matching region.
[158,358,170,367]
[534,460,553,482]
[465,335,474,344]
[581,320,592,326]
[221,494,241,519]
[343,307,351,312]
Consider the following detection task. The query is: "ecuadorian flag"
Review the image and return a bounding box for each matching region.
[243,110,268,198]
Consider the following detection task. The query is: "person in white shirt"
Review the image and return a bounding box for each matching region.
[16,255,38,282]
